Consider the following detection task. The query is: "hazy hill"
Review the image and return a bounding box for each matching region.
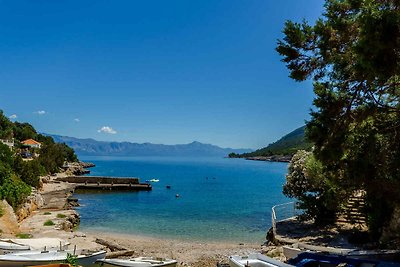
[47,134,252,157]
[235,125,313,158]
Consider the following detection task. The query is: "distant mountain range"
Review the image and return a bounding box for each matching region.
[231,125,313,158]
[47,134,253,157]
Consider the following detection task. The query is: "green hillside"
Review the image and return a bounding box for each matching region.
[231,125,313,158]
[0,110,78,209]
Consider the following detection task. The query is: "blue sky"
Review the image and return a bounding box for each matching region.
[0,0,324,149]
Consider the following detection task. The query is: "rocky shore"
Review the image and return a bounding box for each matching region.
[245,155,292,163]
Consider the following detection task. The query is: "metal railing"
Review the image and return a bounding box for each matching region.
[271,201,303,236]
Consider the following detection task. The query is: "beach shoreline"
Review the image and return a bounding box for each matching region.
[0,171,276,266]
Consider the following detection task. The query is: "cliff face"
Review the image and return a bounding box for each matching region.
[15,188,44,222]
[0,200,19,234]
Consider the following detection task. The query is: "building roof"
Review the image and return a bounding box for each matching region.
[21,139,41,145]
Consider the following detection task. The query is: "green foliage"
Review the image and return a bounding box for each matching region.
[277,0,400,240]
[15,233,33,239]
[0,111,78,211]
[228,152,240,158]
[43,219,55,226]
[60,143,78,162]
[240,126,313,157]
[18,160,45,188]
[39,142,66,174]
[0,110,14,140]
[64,253,78,266]
[43,212,51,215]
[57,213,67,218]
[0,175,32,209]
[283,150,344,225]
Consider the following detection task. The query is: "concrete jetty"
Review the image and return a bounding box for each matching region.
[55,176,152,191]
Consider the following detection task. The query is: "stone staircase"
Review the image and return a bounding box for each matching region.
[337,192,367,225]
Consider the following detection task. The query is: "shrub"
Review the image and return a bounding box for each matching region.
[43,220,55,226]
[0,175,32,209]
[57,213,66,218]
[15,233,32,239]
[43,212,51,215]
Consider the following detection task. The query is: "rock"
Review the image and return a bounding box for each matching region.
[15,189,45,222]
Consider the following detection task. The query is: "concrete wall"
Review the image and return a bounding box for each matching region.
[57,176,140,184]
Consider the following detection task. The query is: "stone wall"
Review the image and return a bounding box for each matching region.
[56,176,140,184]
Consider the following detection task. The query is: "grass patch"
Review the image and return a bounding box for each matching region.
[0,206,3,218]
[16,233,33,239]
[43,212,51,215]
[57,213,67,218]
[43,219,55,226]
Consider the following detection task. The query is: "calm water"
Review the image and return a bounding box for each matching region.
[74,156,289,243]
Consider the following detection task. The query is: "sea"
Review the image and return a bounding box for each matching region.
[73,156,289,244]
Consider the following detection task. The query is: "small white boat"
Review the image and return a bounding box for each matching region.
[0,238,70,255]
[149,179,159,183]
[96,257,177,267]
[229,253,293,267]
[0,249,106,267]
[0,241,30,254]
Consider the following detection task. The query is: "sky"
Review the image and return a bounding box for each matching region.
[0,0,325,149]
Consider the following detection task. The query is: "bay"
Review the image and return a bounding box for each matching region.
[74,156,289,243]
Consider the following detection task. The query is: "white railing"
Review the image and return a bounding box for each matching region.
[271,201,302,236]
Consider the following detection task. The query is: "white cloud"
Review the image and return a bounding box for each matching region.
[35,110,46,115]
[9,114,17,119]
[74,118,80,122]
[97,126,117,134]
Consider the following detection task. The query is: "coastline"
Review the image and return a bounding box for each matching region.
[0,167,280,266]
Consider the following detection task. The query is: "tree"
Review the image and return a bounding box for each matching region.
[277,0,400,240]
[284,150,345,225]
[0,110,14,140]
[39,142,65,174]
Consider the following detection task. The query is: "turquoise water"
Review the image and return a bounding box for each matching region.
[74,156,289,243]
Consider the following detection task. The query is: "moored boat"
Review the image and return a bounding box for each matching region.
[96,257,177,267]
[0,238,70,255]
[229,253,293,267]
[288,252,400,267]
[0,241,30,255]
[0,249,106,267]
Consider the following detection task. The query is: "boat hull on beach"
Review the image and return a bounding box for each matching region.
[0,241,30,255]
[0,249,106,267]
[229,253,293,267]
[96,257,177,267]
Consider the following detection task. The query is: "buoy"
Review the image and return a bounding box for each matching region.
[175,194,180,198]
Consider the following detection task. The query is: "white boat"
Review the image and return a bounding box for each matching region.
[149,179,159,183]
[0,241,30,254]
[96,257,177,267]
[0,238,70,255]
[229,253,293,267]
[0,249,106,267]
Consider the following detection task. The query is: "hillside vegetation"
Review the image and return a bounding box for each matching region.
[0,110,78,209]
[230,125,313,158]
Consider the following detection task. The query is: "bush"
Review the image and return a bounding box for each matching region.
[43,212,51,215]
[15,233,32,239]
[17,160,44,188]
[283,150,341,225]
[43,220,55,226]
[0,175,32,209]
[57,213,66,218]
